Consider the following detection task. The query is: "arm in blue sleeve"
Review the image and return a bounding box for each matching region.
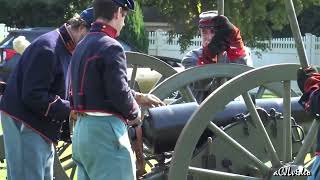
[21,45,70,121]
[182,48,202,69]
[103,45,140,120]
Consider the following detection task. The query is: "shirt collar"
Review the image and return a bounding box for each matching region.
[57,24,76,54]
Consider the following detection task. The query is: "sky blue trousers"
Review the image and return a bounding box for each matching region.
[308,156,320,180]
[72,115,135,180]
[1,112,54,180]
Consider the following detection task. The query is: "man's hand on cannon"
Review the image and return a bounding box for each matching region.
[135,92,165,108]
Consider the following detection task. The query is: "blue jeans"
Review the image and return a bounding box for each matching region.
[308,156,320,180]
[1,112,54,180]
[72,115,135,180]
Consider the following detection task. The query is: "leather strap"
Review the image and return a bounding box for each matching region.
[131,125,146,178]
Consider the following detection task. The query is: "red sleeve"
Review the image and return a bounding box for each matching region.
[304,74,320,93]
[226,27,246,61]
[300,73,320,114]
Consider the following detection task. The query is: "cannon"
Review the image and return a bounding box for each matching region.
[129,62,315,180]
[163,64,317,180]
[141,97,309,155]
[126,95,314,180]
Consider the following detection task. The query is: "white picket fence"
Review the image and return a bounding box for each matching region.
[251,34,320,68]
[148,31,202,59]
[148,31,320,68]
[0,24,18,42]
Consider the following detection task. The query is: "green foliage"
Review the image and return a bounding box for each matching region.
[0,0,147,52]
[119,1,149,52]
[141,0,320,51]
[274,5,320,37]
[0,0,75,27]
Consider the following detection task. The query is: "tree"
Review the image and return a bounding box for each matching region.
[0,0,148,51]
[141,0,320,51]
[0,0,76,27]
[119,1,149,52]
[273,5,320,37]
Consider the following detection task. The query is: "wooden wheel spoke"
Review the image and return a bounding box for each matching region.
[282,81,292,162]
[129,64,138,89]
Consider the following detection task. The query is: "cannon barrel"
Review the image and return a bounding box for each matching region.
[142,97,311,154]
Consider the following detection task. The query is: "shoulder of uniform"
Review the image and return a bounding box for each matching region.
[33,31,59,51]
[184,47,202,58]
[100,37,124,51]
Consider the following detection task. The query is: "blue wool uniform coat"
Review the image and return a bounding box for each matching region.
[70,22,139,122]
[0,25,73,143]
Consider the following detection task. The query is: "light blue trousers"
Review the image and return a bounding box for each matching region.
[308,156,320,180]
[1,112,55,180]
[72,115,135,180]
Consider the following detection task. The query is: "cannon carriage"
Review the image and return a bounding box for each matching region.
[131,1,319,179]
[145,63,315,180]
[0,0,318,179]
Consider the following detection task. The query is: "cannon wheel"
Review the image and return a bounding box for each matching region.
[167,64,319,180]
[143,63,301,178]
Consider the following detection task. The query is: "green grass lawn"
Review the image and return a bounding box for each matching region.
[0,162,6,180]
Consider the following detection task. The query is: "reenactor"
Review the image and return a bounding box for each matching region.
[182,11,251,102]
[69,0,164,180]
[0,8,94,180]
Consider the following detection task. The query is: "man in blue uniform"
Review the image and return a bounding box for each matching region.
[0,8,94,180]
[69,0,165,179]
[297,67,320,180]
